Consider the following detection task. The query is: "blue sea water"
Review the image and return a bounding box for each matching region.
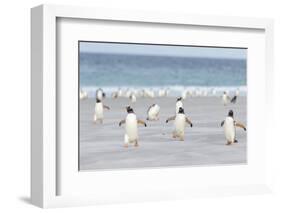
[79,52,246,96]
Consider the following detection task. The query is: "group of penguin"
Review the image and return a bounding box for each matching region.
[91,88,247,148]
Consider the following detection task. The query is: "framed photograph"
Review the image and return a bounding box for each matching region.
[31,4,274,208]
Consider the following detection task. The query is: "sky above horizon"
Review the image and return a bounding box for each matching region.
[80,42,247,59]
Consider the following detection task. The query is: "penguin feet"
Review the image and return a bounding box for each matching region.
[234,139,238,143]
[226,141,232,145]
[124,144,129,148]
[134,141,139,147]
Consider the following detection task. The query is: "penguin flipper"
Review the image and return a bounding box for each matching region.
[235,121,246,131]
[137,119,147,127]
[119,119,125,126]
[230,96,237,103]
[103,105,110,110]
[185,117,192,126]
[166,115,176,123]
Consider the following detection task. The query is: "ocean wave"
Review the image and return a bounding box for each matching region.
[80,85,247,98]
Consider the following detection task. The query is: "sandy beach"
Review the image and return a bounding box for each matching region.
[79,96,247,170]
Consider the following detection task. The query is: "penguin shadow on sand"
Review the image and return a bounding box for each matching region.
[220,109,246,145]
[118,106,147,148]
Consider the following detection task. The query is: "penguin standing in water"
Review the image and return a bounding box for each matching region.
[221,110,246,145]
[176,97,183,114]
[166,107,193,141]
[222,91,230,106]
[119,106,147,147]
[146,104,160,121]
[93,99,110,124]
[96,88,106,101]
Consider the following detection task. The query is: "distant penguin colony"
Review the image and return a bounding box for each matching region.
[119,106,147,147]
[221,110,246,145]
[84,88,246,147]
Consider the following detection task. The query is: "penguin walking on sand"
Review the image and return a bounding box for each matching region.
[146,104,160,121]
[111,91,118,99]
[80,90,88,100]
[96,88,106,101]
[119,106,147,147]
[129,93,137,103]
[93,99,110,124]
[222,91,230,106]
[230,89,240,104]
[230,95,237,104]
[166,107,193,141]
[220,110,246,145]
[176,97,183,114]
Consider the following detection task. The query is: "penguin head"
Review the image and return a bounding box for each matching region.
[126,106,134,113]
[228,110,234,117]
[223,91,226,94]
[177,97,182,102]
[96,98,101,103]
[178,107,184,114]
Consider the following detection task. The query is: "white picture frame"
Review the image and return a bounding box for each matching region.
[31,4,274,208]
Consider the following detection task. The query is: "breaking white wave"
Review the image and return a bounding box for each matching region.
[80,85,247,98]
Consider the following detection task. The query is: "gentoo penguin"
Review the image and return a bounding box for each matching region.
[176,97,183,114]
[158,89,165,97]
[166,107,193,141]
[80,90,88,100]
[230,88,240,103]
[129,93,137,103]
[146,104,160,121]
[117,88,123,97]
[182,90,187,100]
[96,88,106,101]
[230,95,237,104]
[111,91,118,99]
[221,110,246,145]
[93,99,110,124]
[212,88,217,96]
[222,91,230,106]
[119,106,147,147]
[235,88,240,96]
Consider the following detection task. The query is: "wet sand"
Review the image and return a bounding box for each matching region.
[79,96,247,170]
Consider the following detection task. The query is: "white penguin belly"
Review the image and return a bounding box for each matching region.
[148,105,160,120]
[224,117,235,142]
[176,101,183,113]
[95,103,103,119]
[125,114,138,142]
[174,114,186,135]
[131,95,136,102]
[222,95,228,105]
